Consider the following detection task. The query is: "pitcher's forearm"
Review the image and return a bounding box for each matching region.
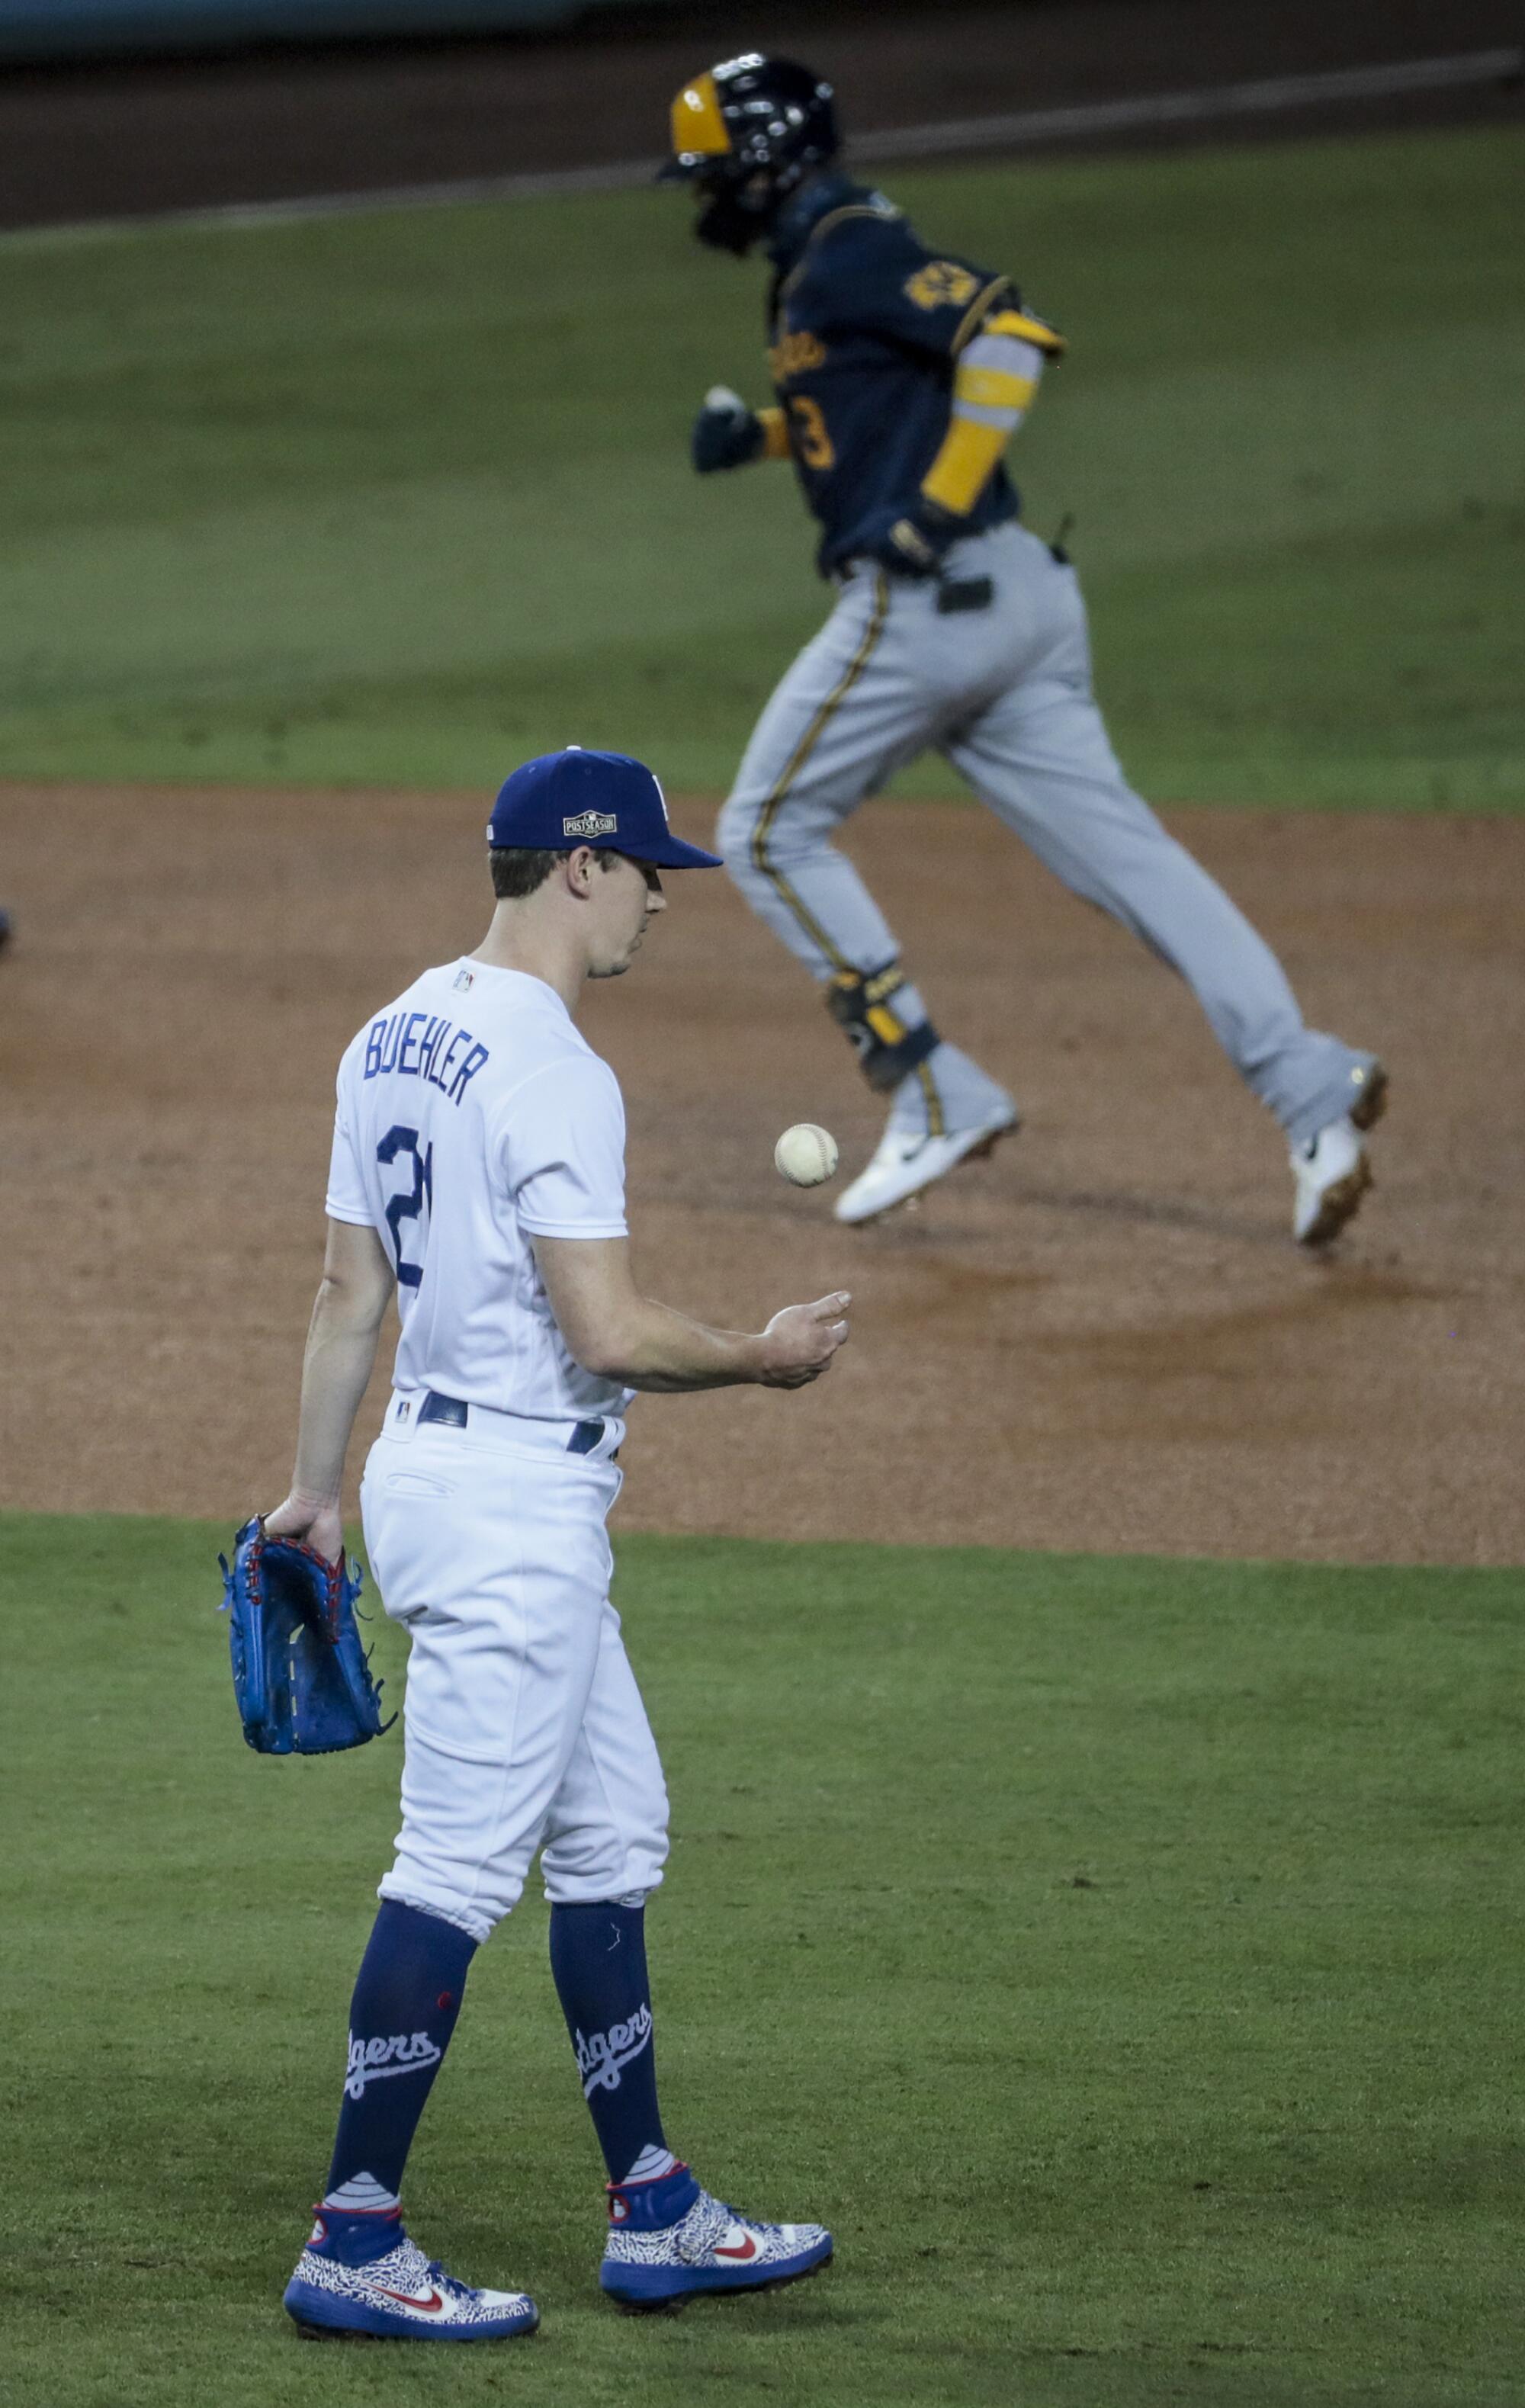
[286,1286,387,1504]
[530,1236,845,1395]
[584,1296,764,1392]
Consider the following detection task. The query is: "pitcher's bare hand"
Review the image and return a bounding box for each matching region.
[263,1492,344,1566]
[755,1292,852,1388]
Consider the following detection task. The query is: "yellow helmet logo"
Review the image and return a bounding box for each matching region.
[669,72,733,165]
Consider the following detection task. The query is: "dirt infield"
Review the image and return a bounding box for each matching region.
[4,0,1520,230]
[2,781,1521,1565]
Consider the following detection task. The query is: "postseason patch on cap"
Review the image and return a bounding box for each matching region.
[487,746,723,868]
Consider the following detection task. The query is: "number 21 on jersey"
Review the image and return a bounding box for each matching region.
[377,1125,433,1289]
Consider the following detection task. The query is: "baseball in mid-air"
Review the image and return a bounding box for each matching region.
[774,1122,840,1187]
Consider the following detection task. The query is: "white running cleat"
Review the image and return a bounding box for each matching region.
[1292,1119,1372,1244]
[834,1108,1019,1225]
[284,2230,539,2342]
[1291,1063,1388,1246]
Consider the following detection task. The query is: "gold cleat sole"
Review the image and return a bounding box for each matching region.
[1298,1154,1374,1247]
[1349,1063,1389,1133]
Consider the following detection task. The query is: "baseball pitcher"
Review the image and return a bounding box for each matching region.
[663,55,1387,1244]
[265,750,843,2339]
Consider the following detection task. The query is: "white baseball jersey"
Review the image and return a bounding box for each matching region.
[326,958,631,1423]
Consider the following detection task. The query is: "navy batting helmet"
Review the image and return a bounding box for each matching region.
[660,54,840,254]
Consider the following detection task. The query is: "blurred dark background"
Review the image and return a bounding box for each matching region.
[0,0,1520,230]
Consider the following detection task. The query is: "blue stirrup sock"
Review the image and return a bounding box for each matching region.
[314,1899,477,2265]
[549,1900,697,2223]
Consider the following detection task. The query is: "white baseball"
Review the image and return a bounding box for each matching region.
[774,1122,840,1187]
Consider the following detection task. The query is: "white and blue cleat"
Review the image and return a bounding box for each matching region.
[599,2164,833,2311]
[284,2222,538,2343]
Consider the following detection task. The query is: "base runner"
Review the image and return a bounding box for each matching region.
[662,54,1387,1244]
[265,749,846,2339]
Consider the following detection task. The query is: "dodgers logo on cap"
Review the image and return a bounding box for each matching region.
[487,750,723,870]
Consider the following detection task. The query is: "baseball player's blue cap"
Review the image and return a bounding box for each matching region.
[487,748,723,870]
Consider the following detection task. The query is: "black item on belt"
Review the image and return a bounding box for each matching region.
[416,1392,608,1455]
[935,575,994,613]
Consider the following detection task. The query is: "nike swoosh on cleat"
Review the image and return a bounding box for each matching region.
[714,2233,758,2262]
[375,2286,445,2312]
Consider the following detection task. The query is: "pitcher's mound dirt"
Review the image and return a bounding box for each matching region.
[2,783,1520,1564]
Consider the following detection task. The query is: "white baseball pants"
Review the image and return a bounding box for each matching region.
[718,520,1376,1147]
[360,1393,669,1947]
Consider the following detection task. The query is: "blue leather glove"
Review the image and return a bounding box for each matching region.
[219,1517,393,1756]
[853,498,964,579]
[692,386,766,474]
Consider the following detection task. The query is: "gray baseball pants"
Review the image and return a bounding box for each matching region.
[717,520,1373,1147]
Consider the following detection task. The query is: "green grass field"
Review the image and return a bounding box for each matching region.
[1,123,1521,807]
[2,1511,1519,2406]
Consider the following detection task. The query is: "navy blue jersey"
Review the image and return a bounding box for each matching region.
[766,184,1048,573]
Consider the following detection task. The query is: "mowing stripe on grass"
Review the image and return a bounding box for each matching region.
[2,128,1519,804]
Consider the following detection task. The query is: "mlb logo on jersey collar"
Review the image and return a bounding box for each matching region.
[487,749,724,871]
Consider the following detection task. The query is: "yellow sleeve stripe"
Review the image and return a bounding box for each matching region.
[955,364,1037,412]
[982,308,1067,355]
[757,406,791,461]
[920,415,1010,518]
